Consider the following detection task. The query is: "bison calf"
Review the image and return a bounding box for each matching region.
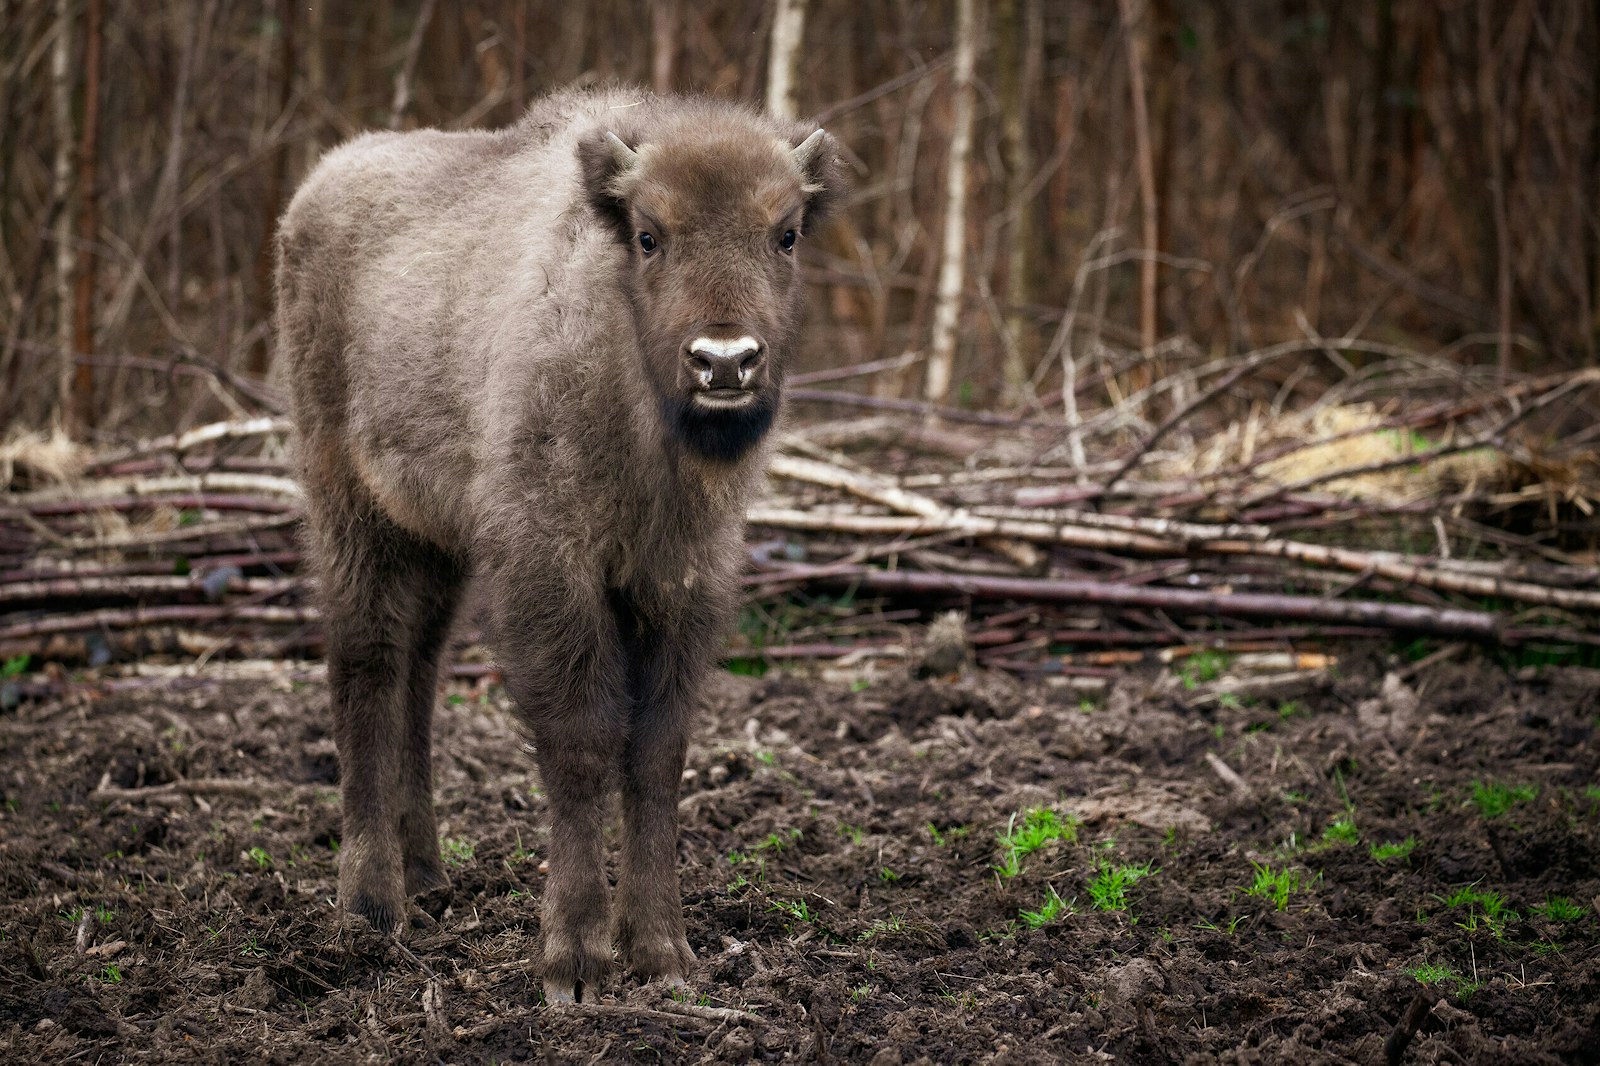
[275,88,842,1002]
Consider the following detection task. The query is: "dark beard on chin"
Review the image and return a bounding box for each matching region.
[666,392,777,462]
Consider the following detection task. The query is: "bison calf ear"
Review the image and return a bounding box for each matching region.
[791,128,846,236]
[577,130,643,245]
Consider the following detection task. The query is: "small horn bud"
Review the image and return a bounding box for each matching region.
[791,128,826,170]
[604,131,640,172]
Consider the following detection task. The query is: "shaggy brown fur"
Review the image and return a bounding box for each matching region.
[275,87,843,1002]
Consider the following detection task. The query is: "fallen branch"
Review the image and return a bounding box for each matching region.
[0,572,296,605]
[747,497,1600,614]
[86,415,292,472]
[2,548,301,582]
[746,505,1173,554]
[1385,990,1440,1066]
[969,504,1270,543]
[1203,752,1253,799]
[545,999,759,1028]
[1208,539,1600,613]
[763,564,1502,639]
[0,603,316,642]
[25,511,297,552]
[91,775,322,802]
[768,453,1043,569]
[13,470,301,506]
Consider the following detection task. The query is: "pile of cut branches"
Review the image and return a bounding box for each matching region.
[2,365,1597,688]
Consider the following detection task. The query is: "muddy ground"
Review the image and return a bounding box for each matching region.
[0,648,1596,1064]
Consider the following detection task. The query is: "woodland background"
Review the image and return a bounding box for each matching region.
[8,10,1600,1062]
[2,0,1597,440]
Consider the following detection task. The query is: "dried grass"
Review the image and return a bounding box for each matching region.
[0,428,90,490]
[1166,403,1510,504]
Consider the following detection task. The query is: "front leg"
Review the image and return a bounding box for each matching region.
[493,575,628,1005]
[528,705,624,1003]
[615,693,694,982]
[612,595,719,984]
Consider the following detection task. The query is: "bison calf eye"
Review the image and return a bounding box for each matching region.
[779,229,798,253]
[638,232,657,254]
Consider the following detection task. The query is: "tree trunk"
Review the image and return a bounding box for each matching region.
[164,0,207,314]
[50,0,76,431]
[1592,7,1600,363]
[1478,0,1513,379]
[925,0,978,406]
[1150,0,1177,337]
[766,0,807,119]
[995,0,1038,406]
[390,0,437,130]
[249,0,294,378]
[652,0,680,95]
[70,0,102,430]
[1118,0,1159,385]
[512,1,526,111]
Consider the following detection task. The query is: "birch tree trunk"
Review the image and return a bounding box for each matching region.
[766,0,807,120]
[924,0,978,406]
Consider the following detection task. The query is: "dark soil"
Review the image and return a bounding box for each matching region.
[1,650,1597,1063]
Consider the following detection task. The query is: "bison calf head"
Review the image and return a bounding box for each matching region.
[579,110,843,462]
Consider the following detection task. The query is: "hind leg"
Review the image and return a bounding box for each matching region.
[314,485,458,932]
[398,547,466,896]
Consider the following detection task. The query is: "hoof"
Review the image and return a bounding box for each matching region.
[344,888,403,935]
[540,932,612,1006]
[404,860,450,896]
[338,838,405,934]
[621,934,695,984]
[542,979,580,1005]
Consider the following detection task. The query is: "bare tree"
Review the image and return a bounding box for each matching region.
[766,0,807,120]
[2,0,1597,435]
[390,0,437,131]
[70,0,102,429]
[1477,0,1514,380]
[249,0,294,378]
[1119,0,1159,378]
[653,0,681,94]
[924,0,978,406]
[50,0,76,430]
[995,0,1039,405]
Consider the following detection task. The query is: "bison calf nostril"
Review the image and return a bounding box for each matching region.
[685,354,716,388]
[737,351,763,385]
[687,336,763,390]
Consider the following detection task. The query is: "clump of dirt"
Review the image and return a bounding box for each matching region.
[1,650,1596,1063]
